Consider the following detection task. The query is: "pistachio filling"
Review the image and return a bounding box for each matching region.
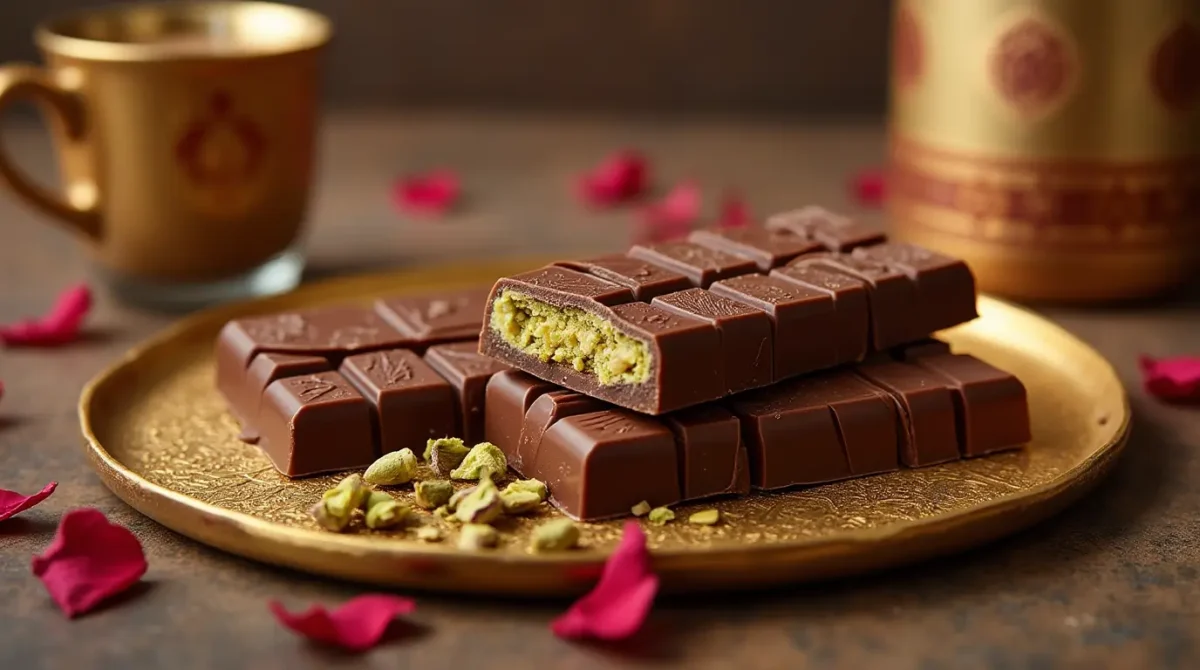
[490,290,652,385]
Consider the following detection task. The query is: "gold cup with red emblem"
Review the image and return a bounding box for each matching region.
[0,2,330,307]
[888,0,1200,302]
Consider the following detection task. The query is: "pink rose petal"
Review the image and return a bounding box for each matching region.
[31,508,148,618]
[577,150,649,207]
[0,283,92,347]
[849,168,887,207]
[718,192,752,229]
[0,481,56,522]
[1139,355,1200,403]
[552,521,659,641]
[632,181,701,243]
[270,594,418,652]
[392,169,460,217]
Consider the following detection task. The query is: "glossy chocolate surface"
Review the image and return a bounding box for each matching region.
[340,349,458,455]
[256,372,377,477]
[424,341,512,444]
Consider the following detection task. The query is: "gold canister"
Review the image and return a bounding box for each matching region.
[888,0,1200,302]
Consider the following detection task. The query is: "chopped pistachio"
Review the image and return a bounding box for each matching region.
[647,506,675,525]
[503,479,547,500]
[454,478,502,524]
[630,500,652,517]
[365,492,410,529]
[416,526,443,542]
[364,449,419,486]
[324,474,370,517]
[458,523,498,550]
[414,479,454,510]
[688,509,720,526]
[309,499,351,532]
[500,489,543,515]
[426,437,470,475]
[450,442,507,481]
[434,505,460,524]
[531,518,580,552]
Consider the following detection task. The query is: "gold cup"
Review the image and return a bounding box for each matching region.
[0,2,331,307]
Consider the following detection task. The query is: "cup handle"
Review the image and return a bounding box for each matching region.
[0,64,101,240]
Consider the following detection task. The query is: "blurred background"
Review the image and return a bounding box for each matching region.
[0,0,892,115]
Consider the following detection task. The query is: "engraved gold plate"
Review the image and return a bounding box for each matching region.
[80,260,1130,596]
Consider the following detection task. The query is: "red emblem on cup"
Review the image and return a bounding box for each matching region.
[175,91,265,186]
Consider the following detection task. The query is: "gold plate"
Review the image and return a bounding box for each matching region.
[80,260,1131,596]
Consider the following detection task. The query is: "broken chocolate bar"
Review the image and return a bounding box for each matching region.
[910,353,1031,457]
[215,287,506,477]
[856,360,960,467]
[480,214,976,414]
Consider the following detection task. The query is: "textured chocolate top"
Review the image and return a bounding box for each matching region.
[375,286,492,343]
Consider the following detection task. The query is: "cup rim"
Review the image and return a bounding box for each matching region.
[35,1,332,62]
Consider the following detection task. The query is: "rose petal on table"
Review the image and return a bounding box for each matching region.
[0,283,92,347]
[270,594,418,651]
[0,481,56,522]
[1139,355,1200,403]
[718,192,752,229]
[849,167,887,207]
[392,169,460,216]
[631,181,701,244]
[577,150,649,207]
[552,521,659,641]
[31,508,148,618]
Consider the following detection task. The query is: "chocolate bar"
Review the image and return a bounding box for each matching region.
[485,349,1028,519]
[215,287,506,477]
[480,210,977,414]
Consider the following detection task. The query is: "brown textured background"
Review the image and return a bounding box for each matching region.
[0,0,891,113]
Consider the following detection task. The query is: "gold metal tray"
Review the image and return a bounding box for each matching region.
[80,260,1130,596]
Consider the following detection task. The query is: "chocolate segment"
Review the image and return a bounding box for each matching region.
[489,265,635,308]
[852,243,978,335]
[339,350,458,455]
[628,241,759,288]
[227,353,330,444]
[688,227,822,271]
[856,361,960,467]
[556,255,692,301]
[483,371,558,462]
[423,341,511,444]
[665,406,751,500]
[374,286,492,346]
[517,390,606,471]
[534,410,681,520]
[770,264,870,365]
[891,338,953,362]
[651,288,773,394]
[709,274,839,379]
[816,374,900,477]
[789,252,919,350]
[911,354,1032,457]
[765,206,886,251]
[729,378,851,489]
[256,372,377,477]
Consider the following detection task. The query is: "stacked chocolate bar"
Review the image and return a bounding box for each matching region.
[215,207,1031,521]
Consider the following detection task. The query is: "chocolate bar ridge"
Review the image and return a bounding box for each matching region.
[480,209,978,414]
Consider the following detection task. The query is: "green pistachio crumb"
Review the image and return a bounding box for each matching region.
[500,490,543,515]
[365,493,410,529]
[324,474,370,517]
[309,499,351,532]
[364,448,419,485]
[447,484,476,512]
[454,478,502,524]
[450,442,507,481]
[503,479,547,500]
[630,500,652,517]
[434,505,460,524]
[531,519,579,552]
[647,506,675,525]
[425,437,470,475]
[687,509,720,526]
[416,526,443,542]
[458,523,498,550]
[414,479,454,510]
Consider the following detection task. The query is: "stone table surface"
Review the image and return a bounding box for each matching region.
[0,112,1197,670]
